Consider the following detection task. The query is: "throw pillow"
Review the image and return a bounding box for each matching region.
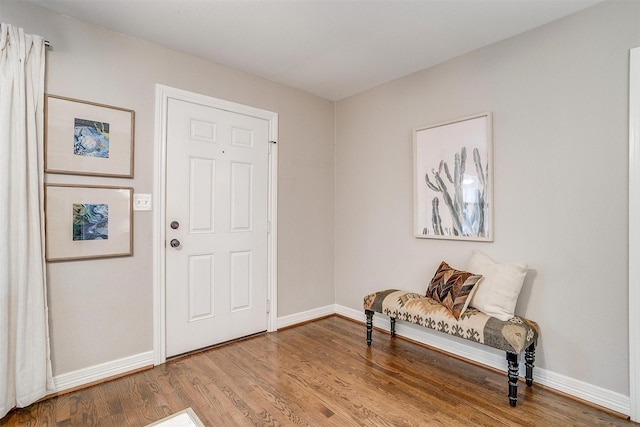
[467,250,528,321]
[426,261,483,319]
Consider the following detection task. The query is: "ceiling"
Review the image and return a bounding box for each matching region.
[31,0,601,101]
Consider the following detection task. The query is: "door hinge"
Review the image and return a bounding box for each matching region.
[267,300,271,313]
[268,140,276,154]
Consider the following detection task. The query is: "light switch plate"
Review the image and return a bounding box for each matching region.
[133,193,152,211]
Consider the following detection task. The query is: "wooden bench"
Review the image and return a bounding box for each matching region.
[364,289,539,407]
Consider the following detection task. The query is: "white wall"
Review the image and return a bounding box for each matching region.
[1,1,335,376]
[335,0,639,396]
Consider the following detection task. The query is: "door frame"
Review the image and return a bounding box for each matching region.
[152,84,278,365]
[629,47,640,422]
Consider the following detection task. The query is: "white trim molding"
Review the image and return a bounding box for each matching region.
[535,369,630,416]
[629,46,640,422]
[153,84,278,366]
[51,352,154,394]
[277,305,336,329]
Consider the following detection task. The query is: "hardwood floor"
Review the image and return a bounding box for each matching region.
[1,316,633,426]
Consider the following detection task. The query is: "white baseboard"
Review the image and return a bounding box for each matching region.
[535,367,630,416]
[335,304,631,416]
[276,304,336,329]
[51,307,630,416]
[51,305,338,395]
[51,351,154,394]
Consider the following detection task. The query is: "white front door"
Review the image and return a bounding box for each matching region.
[165,97,270,358]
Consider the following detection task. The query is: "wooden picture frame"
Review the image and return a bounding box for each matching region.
[45,184,133,261]
[413,113,493,241]
[45,95,135,178]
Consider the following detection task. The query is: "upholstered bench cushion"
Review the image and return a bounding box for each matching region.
[364,289,539,354]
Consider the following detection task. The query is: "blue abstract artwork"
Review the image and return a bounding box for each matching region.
[73,203,109,241]
[74,118,110,158]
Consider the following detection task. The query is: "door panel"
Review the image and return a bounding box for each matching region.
[189,157,215,232]
[230,162,253,231]
[230,250,252,311]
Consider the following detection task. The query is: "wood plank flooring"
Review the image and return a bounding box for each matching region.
[0,316,633,426]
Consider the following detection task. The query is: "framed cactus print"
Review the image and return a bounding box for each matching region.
[45,95,135,178]
[45,184,133,261]
[413,113,493,241]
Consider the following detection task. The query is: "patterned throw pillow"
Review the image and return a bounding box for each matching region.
[426,261,483,319]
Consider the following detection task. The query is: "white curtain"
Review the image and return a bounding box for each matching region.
[0,23,52,419]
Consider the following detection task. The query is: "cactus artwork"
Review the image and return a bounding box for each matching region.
[414,113,491,240]
[424,146,489,237]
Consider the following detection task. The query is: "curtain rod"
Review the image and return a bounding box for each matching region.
[44,40,50,47]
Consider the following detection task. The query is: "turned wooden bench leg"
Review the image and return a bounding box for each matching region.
[525,343,535,387]
[507,345,535,406]
[366,310,374,346]
[506,352,519,407]
[365,311,397,346]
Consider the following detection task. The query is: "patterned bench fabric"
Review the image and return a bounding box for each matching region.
[364,289,539,354]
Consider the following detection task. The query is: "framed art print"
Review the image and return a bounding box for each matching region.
[45,95,135,178]
[413,113,493,241]
[45,184,133,261]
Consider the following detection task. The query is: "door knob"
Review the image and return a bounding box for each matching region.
[170,221,180,229]
[170,239,180,248]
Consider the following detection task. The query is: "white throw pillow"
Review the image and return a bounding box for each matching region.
[467,250,528,321]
